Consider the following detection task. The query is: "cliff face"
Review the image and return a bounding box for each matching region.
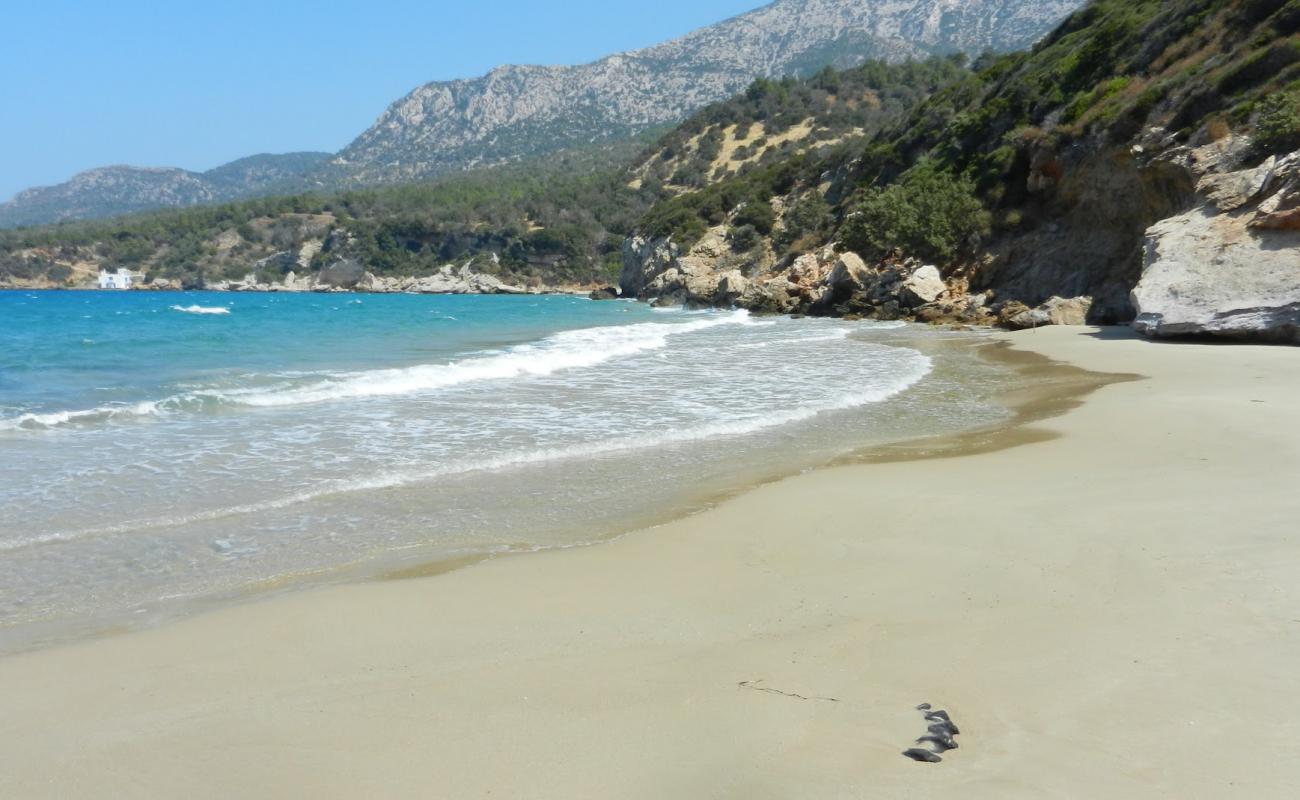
[336,0,1080,184]
[1133,143,1300,343]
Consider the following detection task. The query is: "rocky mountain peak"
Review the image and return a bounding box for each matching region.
[336,0,1082,184]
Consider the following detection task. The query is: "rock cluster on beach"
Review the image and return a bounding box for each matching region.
[618,227,1093,329]
[902,703,962,763]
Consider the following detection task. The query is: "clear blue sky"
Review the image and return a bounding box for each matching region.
[0,0,763,200]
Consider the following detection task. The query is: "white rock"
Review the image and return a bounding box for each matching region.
[1133,207,1300,342]
[899,265,946,306]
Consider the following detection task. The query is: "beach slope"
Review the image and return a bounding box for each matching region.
[2,327,1298,798]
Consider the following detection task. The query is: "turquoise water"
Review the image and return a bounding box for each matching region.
[0,291,660,426]
[0,289,1011,650]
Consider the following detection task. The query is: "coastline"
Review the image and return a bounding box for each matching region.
[2,326,1299,797]
[0,322,1031,656]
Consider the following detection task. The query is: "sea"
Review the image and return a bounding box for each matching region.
[0,290,1016,650]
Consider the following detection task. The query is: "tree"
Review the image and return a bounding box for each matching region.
[840,161,990,263]
[1256,91,1300,154]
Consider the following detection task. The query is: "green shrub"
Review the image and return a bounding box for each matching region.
[729,224,761,252]
[1256,90,1300,152]
[774,194,832,250]
[732,198,776,235]
[839,161,990,263]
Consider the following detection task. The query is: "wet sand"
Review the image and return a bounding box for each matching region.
[1,326,1298,798]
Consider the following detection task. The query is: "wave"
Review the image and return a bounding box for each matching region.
[2,347,930,553]
[0,311,755,430]
[171,305,230,315]
[0,401,165,432]
[223,311,755,408]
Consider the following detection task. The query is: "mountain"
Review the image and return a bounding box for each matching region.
[0,0,1081,229]
[0,56,965,289]
[0,152,331,229]
[333,0,1082,184]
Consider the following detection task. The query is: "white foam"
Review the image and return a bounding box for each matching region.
[3,346,931,553]
[0,311,755,430]
[171,305,230,315]
[0,401,162,432]
[217,310,755,408]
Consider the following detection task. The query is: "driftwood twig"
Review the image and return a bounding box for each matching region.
[737,679,839,702]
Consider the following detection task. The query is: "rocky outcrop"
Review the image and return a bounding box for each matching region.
[974,133,1200,323]
[1132,148,1300,343]
[206,261,532,295]
[621,227,1009,326]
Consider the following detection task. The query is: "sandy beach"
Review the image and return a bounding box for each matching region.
[2,326,1298,798]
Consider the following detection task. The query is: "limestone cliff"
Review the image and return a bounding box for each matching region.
[1133,144,1300,343]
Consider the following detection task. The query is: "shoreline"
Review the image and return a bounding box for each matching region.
[0,324,1056,657]
[2,327,1298,796]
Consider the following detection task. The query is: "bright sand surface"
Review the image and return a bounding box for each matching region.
[2,326,1298,798]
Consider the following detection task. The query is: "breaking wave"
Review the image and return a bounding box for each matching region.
[1,345,930,553]
[0,310,757,430]
[171,305,230,315]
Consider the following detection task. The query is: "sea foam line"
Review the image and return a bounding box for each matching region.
[219,309,755,408]
[0,310,754,431]
[0,345,931,554]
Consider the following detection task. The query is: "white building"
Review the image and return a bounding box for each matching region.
[97,268,135,290]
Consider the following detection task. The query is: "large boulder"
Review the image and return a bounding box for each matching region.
[716,270,750,302]
[826,252,872,292]
[1132,149,1300,343]
[316,259,366,289]
[1000,295,1093,329]
[899,265,946,306]
[619,236,679,298]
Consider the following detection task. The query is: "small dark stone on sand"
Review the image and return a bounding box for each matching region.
[916,703,932,711]
[928,721,959,738]
[902,748,943,763]
[917,734,957,752]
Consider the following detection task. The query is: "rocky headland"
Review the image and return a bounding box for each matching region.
[616,133,1300,342]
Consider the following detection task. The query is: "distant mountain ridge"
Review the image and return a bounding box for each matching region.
[0,152,331,229]
[0,0,1081,228]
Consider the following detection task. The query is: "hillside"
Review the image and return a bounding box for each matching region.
[0,0,1080,228]
[620,0,1300,338]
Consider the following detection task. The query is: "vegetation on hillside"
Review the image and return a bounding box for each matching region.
[637,0,1299,271]
[0,141,656,288]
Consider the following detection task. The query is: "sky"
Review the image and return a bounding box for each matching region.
[0,0,764,201]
